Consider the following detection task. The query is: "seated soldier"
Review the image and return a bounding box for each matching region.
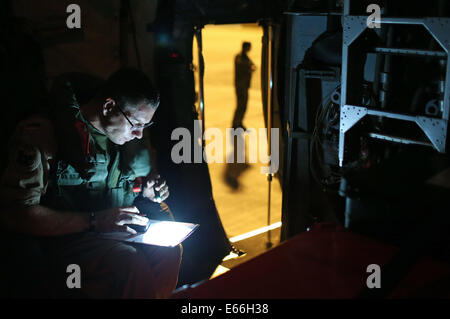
[0,68,181,298]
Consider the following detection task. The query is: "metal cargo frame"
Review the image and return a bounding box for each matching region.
[339,9,450,166]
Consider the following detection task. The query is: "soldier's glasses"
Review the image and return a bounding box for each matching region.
[116,104,154,129]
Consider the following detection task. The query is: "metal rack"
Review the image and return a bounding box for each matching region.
[339,9,450,166]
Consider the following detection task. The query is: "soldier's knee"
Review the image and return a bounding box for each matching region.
[167,244,182,269]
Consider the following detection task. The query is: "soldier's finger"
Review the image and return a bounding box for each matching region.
[120,206,140,214]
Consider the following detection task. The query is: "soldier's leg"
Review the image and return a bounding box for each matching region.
[45,233,182,298]
[232,88,249,128]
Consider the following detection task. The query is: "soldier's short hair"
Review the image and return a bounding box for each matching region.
[96,68,160,110]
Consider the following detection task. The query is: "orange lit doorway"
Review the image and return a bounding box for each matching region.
[193,24,282,253]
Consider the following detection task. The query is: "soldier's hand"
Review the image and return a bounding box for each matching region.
[143,174,170,203]
[95,206,149,234]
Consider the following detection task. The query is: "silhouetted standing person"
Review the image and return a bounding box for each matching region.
[232,41,256,130]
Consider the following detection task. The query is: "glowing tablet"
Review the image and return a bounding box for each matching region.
[100,220,199,247]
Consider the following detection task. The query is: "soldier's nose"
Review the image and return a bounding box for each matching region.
[132,129,143,139]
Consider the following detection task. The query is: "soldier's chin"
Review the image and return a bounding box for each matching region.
[122,137,135,144]
[111,137,127,145]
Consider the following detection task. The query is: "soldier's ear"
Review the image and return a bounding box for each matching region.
[103,98,116,116]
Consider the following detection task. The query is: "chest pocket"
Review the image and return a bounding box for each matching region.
[109,170,138,208]
[56,163,84,186]
[85,154,109,185]
[54,153,139,210]
[56,154,109,186]
[54,154,111,211]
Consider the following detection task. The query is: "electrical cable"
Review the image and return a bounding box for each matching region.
[310,86,342,189]
[126,0,142,70]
